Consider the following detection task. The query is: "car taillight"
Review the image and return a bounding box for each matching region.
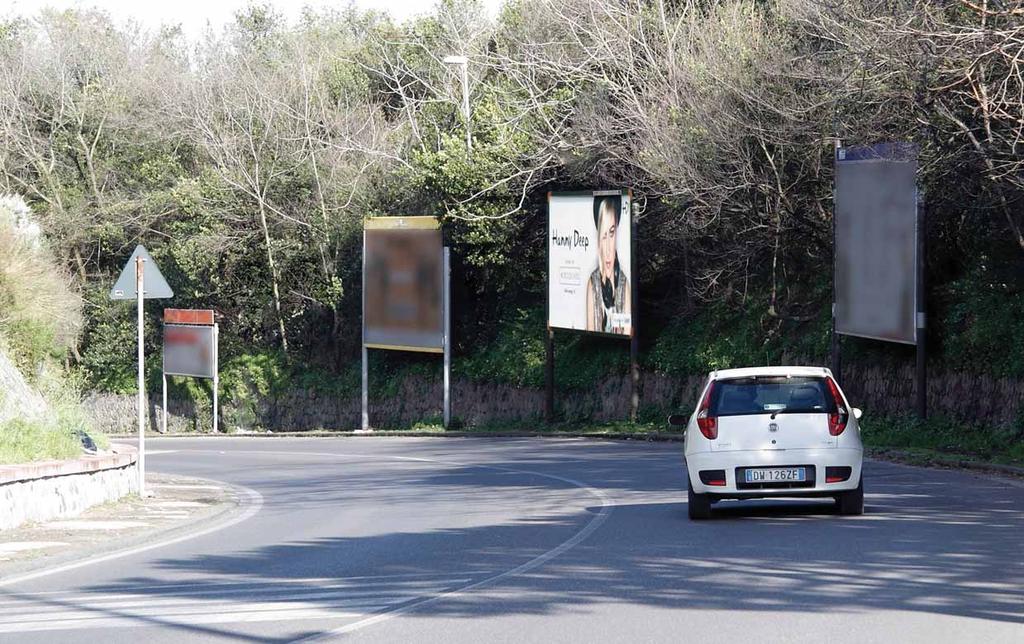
[696,382,717,440]
[826,377,848,436]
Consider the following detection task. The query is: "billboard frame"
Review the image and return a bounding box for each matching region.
[161,309,219,434]
[544,189,640,422]
[361,216,451,430]
[832,141,927,419]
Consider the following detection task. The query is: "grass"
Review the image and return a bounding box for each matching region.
[859,415,1024,467]
[0,418,83,464]
[0,371,109,465]
[317,414,1024,469]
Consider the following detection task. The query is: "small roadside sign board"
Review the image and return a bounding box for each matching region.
[164,325,217,378]
[163,309,217,379]
[110,245,173,300]
[161,309,220,434]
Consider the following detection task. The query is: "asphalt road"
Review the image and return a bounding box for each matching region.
[1,437,1022,643]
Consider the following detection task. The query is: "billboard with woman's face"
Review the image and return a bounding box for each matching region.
[548,191,632,336]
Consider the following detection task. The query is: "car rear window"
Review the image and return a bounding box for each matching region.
[709,377,838,417]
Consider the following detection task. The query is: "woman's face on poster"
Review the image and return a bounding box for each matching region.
[598,203,617,280]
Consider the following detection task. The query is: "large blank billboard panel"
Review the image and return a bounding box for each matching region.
[835,144,918,344]
[548,190,632,336]
[164,324,216,378]
[363,217,443,352]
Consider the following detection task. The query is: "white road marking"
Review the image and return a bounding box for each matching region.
[0,448,612,639]
[148,501,206,508]
[0,573,476,633]
[227,449,615,642]
[0,542,68,560]
[0,480,263,589]
[42,521,150,531]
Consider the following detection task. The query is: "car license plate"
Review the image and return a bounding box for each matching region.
[745,467,806,483]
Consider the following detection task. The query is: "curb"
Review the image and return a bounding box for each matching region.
[121,431,1024,479]
[0,474,253,586]
[112,430,689,442]
[0,444,137,485]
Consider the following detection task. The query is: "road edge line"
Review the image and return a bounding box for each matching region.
[0,478,264,588]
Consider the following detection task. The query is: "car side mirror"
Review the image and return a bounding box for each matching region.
[668,414,688,427]
[852,408,863,420]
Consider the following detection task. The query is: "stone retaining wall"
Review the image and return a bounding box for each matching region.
[0,447,138,531]
[83,366,1024,433]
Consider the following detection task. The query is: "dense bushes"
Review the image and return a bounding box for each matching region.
[0,196,82,375]
[0,2,1022,428]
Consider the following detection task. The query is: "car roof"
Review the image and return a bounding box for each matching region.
[710,366,833,380]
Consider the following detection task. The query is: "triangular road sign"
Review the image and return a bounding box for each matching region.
[110,245,174,300]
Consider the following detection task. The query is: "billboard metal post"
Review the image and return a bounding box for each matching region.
[545,328,554,423]
[361,346,369,431]
[135,256,146,498]
[443,247,451,428]
[544,192,555,424]
[213,323,220,433]
[361,227,369,432]
[831,141,842,385]
[916,195,927,420]
[629,194,639,422]
[162,372,167,435]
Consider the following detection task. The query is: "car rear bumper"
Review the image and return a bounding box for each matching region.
[685,448,863,496]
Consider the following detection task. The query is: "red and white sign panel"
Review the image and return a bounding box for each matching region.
[164,308,215,326]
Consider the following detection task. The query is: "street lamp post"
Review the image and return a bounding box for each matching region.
[443,55,471,154]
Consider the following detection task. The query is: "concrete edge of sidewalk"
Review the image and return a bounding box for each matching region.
[0,474,254,587]
[115,430,1024,479]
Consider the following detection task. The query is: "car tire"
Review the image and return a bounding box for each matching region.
[837,477,864,516]
[688,481,712,520]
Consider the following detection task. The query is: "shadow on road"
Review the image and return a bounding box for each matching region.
[11,442,1021,641]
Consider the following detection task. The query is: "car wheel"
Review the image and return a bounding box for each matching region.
[688,481,712,520]
[837,477,864,516]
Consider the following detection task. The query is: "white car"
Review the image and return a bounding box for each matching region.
[671,366,864,520]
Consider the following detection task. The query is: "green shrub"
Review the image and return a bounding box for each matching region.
[0,201,82,378]
[0,417,81,464]
[860,414,1024,465]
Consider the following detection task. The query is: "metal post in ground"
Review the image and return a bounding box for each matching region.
[443,247,451,428]
[916,193,927,420]
[136,256,146,498]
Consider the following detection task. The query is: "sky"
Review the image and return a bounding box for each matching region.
[5,0,503,38]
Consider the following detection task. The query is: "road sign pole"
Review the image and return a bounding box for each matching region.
[136,256,146,498]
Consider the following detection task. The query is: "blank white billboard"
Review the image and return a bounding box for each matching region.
[548,191,632,337]
[834,143,918,345]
